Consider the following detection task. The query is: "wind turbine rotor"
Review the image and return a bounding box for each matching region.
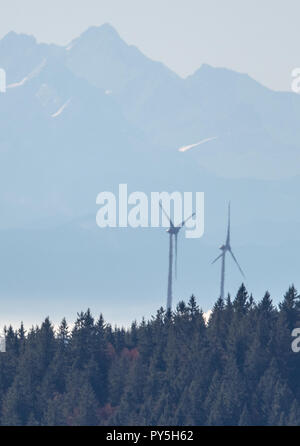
[226,201,231,247]
[212,201,245,300]
[159,201,174,228]
[179,212,196,228]
[212,253,223,264]
[229,249,245,278]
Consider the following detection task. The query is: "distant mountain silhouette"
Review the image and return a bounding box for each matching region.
[0,25,300,325]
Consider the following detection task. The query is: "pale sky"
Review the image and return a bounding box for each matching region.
[0,0,299,91]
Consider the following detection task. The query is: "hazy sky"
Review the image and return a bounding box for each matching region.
[0,0,299,90]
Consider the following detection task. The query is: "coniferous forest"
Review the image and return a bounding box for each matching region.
[0,284,300,426]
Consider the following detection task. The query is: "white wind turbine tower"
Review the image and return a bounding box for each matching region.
[159,202,195,311]
[212,203,245,300]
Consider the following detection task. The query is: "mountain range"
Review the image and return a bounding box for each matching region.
[0,24,300,327]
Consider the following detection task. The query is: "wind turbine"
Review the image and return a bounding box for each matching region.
[160,202,195,311]
[212,203,245,300]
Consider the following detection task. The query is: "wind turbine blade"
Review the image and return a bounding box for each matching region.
[179,212,196,227]
[212,253,223,264]
[159,202,174,227]
[175,233,178,279]
[229,249,245,277]
[226,202,231,246]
